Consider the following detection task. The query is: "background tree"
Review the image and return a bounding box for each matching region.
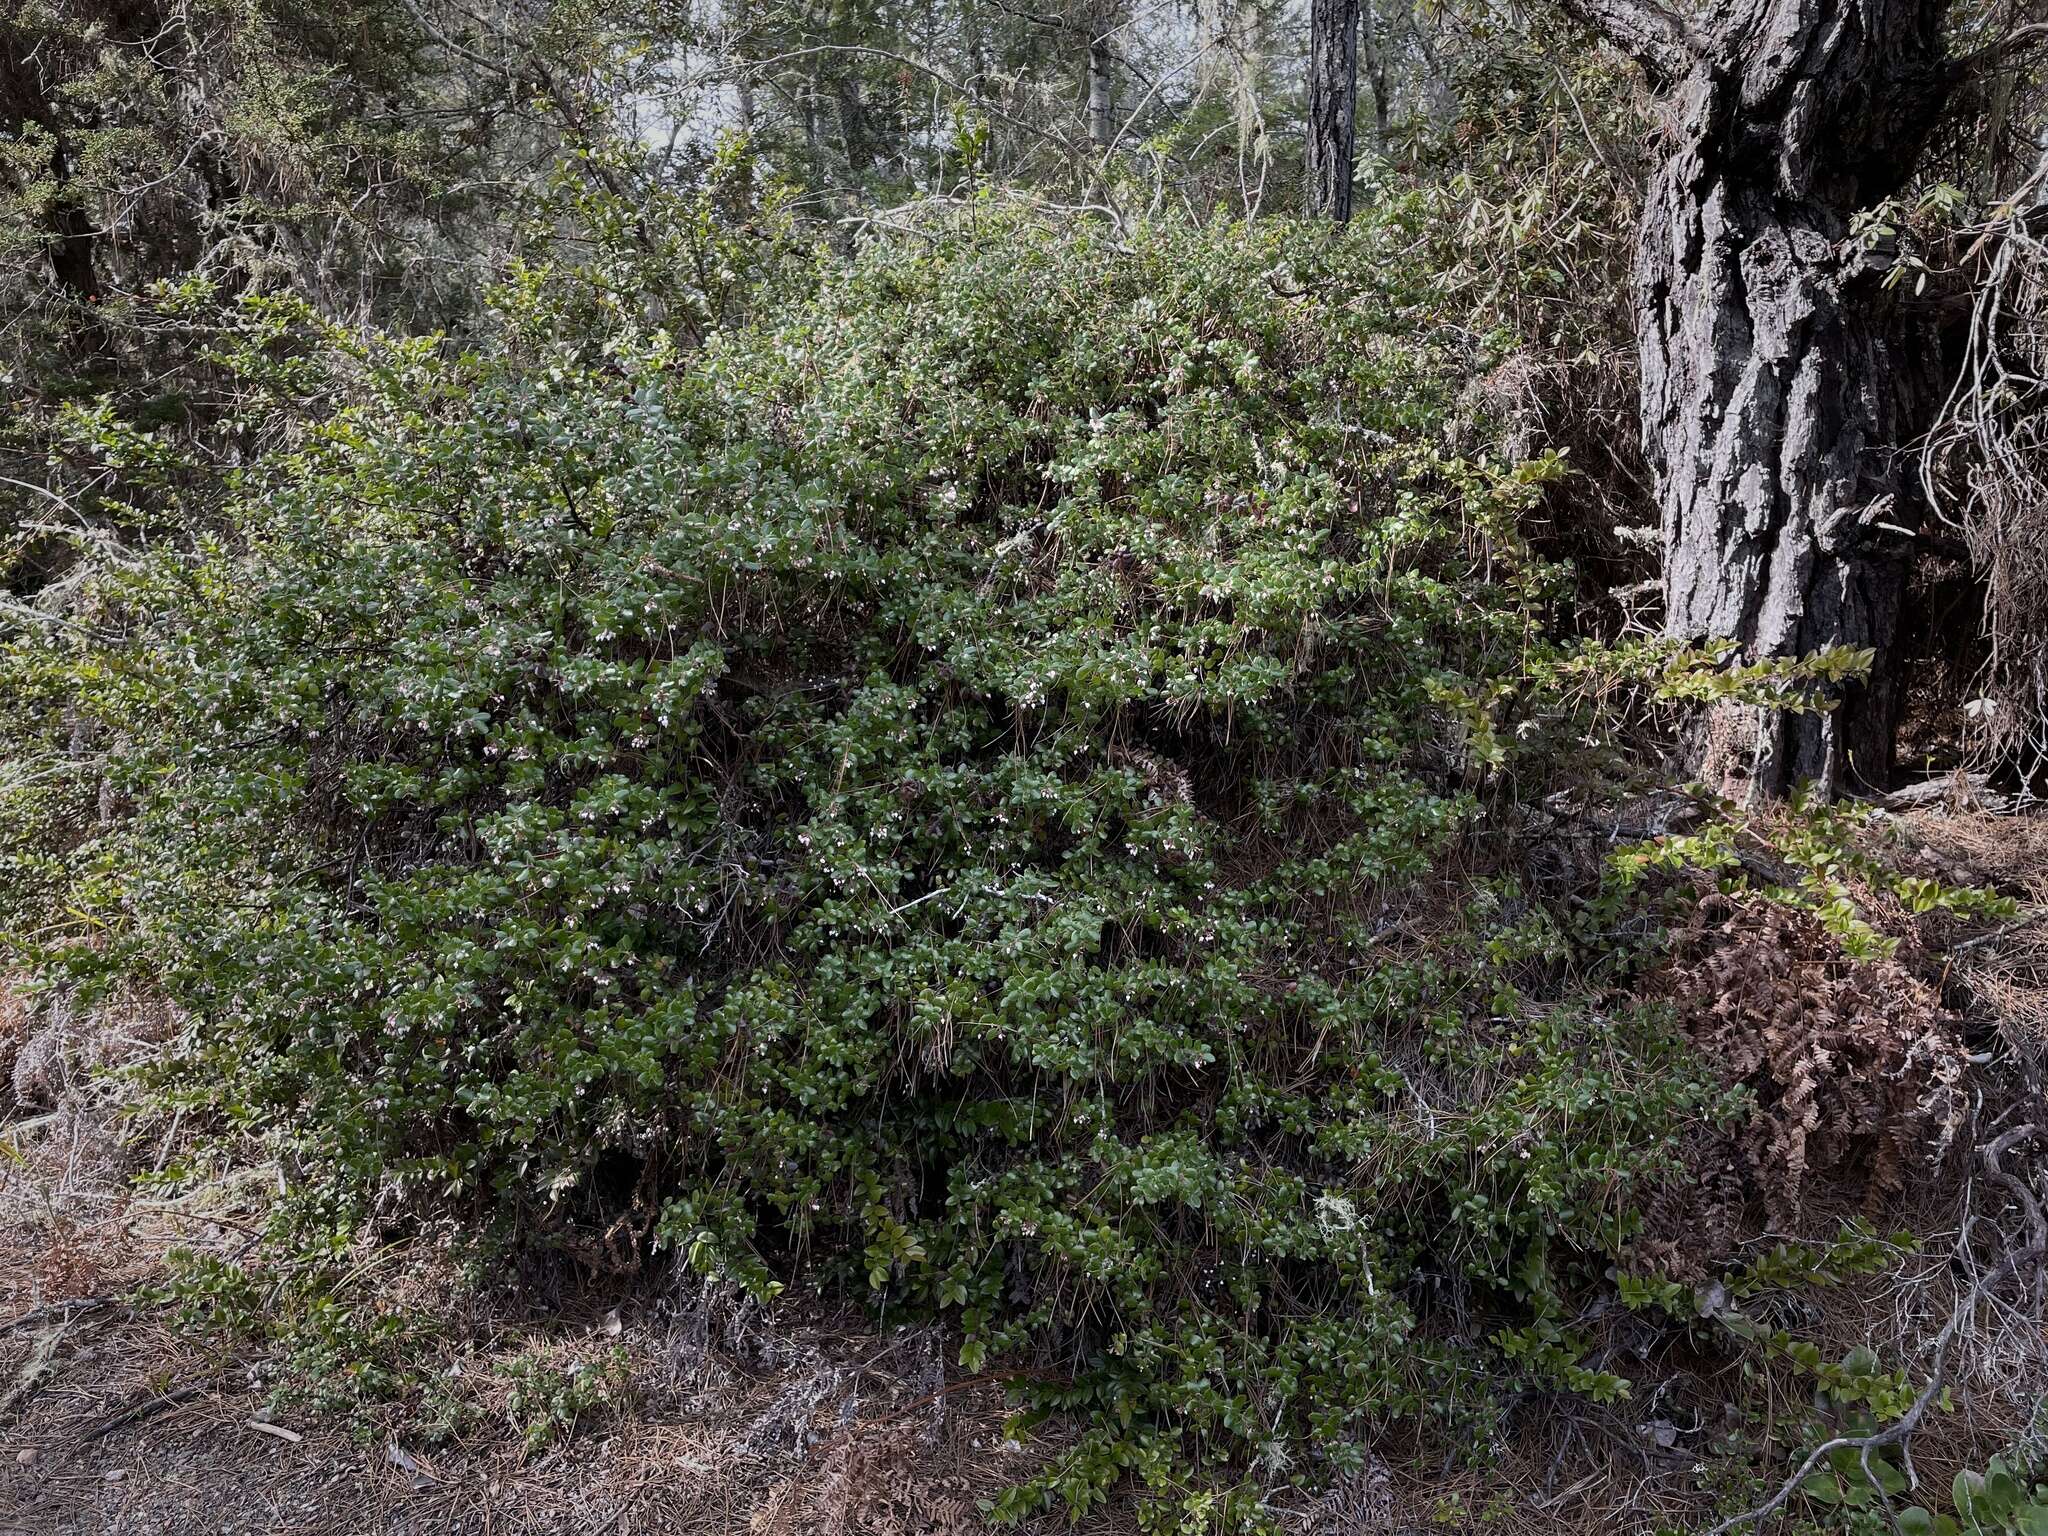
[0,0,697,601]
[1305,0,1361,216]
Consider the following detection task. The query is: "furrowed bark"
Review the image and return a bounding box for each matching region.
[1567,0,1951,795]
[1306,0,1361,220]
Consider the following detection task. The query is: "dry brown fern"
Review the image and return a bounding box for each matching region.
[1637,893,1967,1272]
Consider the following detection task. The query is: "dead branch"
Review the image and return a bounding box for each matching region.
[1702,1233,2045,1535]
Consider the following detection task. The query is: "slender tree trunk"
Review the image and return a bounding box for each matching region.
[1305,0,1360,219]
[833,72,874,172]
[46,201,100,305]
[1087,36,1115,147]
[1358,0,1390,148]
[1566,0,1952,795]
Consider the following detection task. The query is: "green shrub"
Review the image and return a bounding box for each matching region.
[500,1347,632,1456]
[1,209,1735,1528]
[1799,1422,2048,1535]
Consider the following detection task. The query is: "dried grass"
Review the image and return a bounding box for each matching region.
[7,980,179,1115]
[1897,806,2048,1054]
[1458,348,1661,633]
[0,972,31,1115]
[1922,149,2048,788]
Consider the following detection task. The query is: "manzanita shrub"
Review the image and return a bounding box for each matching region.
[2,208,1736,1527]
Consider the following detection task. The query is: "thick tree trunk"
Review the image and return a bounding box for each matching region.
[1306,0,1360,220]
[1575,0,1951,795]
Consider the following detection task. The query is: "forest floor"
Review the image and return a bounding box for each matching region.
[0,1086,1065,1536]
[0,993,1694,1536]
[0,975,1088,1536]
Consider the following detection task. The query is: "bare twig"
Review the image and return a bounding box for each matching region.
[1949,21,2048,79]
[1703,1238,2047,1535]
[0,1297,110,1334]
[1982,1124,2046,1308]
[72,1381,213,1445]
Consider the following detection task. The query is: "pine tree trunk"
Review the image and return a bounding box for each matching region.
[1569,0,1952,794]
[1306,0,1360,220]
